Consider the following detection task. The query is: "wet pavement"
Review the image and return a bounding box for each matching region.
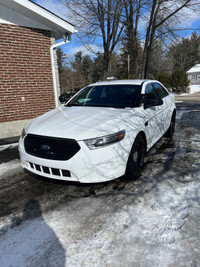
[0,94,200,266]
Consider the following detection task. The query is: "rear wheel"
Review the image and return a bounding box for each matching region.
[126,135,146,180]
[165,112,176,138]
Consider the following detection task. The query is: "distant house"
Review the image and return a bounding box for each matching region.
[0,0,76,139]
[187,64,200,85]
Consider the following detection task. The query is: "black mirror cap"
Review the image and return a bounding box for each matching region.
[59,94,69,104]
[142,98,163,109]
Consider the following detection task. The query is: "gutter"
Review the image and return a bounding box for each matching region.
[50,34,71,108]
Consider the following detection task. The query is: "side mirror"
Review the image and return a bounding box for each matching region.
[59,94,69,104]
[142,98,163,109]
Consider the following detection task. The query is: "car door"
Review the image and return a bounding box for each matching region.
[152,83,171,134]
[143,83,164,148]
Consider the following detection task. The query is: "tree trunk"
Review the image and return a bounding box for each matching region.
[103,51,109,80]
[141,0,157,78]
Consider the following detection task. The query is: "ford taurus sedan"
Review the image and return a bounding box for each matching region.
[19,80,176,183]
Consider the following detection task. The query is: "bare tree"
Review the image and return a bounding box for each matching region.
[64,0,200,80]
[141,0,200,78]
[123,0,142,78]
[64,0,125,79]
[122,0,200,78]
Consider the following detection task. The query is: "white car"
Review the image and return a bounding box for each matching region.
[19,80,176,183]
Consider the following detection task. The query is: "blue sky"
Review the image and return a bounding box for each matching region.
[33,0,200,58]
[32,0,95,58]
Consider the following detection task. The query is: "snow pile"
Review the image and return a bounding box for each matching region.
[0,143,20,180]
[189,85,200,94]
[0,159,21,179]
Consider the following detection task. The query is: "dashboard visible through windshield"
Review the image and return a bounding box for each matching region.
[67,84,142,108]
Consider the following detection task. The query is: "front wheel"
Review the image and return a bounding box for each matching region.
[165,112,176,138]
[126,135,146,180]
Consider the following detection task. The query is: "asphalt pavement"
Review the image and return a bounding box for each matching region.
[175,91,200,110]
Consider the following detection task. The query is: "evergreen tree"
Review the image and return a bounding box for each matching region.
[120,20,143,79]
[92,53,104,82]
[82,55,94,84]
[171,69,190,94]
[56,47,68,93]
[155,73,172,89]
[168,32,200,71]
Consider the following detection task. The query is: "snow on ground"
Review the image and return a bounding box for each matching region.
[175,85,200,96]
[1,170,200,266]
[0,143,21,180]
[0,159,21,180]
[189,85,200,94]
[44,180,196,266]
[0,143,18,152]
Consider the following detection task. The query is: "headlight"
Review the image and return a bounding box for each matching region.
[84,130,125,150]
[21,128,26,139]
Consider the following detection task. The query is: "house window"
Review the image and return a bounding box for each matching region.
[192,74,197,80]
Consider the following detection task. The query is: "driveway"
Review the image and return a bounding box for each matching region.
[0,96,200,266]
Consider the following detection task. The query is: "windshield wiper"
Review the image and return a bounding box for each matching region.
[89,104,126,109]
[65,103,83,107]
[65,104,128,109]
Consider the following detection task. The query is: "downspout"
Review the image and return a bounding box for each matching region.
[50,34,71,108]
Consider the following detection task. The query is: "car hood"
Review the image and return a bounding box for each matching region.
[26,106,138,140]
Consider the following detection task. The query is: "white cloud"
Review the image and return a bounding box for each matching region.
[138,0,200,36]
[160,0,200,28]
[63,43,103,57]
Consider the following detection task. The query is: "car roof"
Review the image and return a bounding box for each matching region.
[89,79,158,86]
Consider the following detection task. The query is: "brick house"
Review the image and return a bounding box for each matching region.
[0,0,76,139]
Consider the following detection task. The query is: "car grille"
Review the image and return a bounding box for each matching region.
[24,134,80,161]
[28,162,71,177]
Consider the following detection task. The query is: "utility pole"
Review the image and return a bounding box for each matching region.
[128,54,130,79]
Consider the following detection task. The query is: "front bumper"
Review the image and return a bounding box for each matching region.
[18,136,130,183]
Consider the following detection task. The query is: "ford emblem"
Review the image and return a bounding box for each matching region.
[40,144,51,151]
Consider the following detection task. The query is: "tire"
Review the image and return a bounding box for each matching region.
[126,135,146,180]
[165,112,176,138]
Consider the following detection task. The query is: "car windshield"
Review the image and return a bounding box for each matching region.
[66,84,142,108]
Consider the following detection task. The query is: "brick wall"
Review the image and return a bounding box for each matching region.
[0,24,55,123]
